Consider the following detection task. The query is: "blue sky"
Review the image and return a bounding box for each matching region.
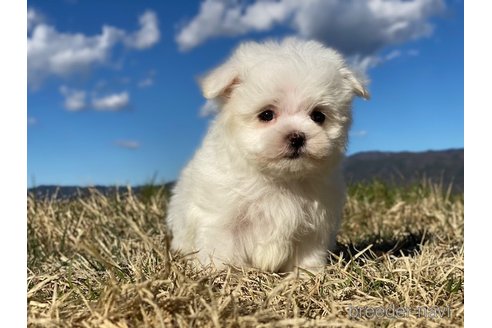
[27,0,463,186]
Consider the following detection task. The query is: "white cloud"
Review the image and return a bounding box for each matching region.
[137,70,156,88]
[385,50,402,61]
[124,11,160,49]
[350,130,368,137]
[292,0,444,56]
[27,8,44,32]
[137,77,154,88]
[59,86,87,111]
[27,9,160,87]
[92,92,129,111]
[176,0,295,51]
[349,49,403,73]
[349,55,383,74]
[115,140,140,149]
[59,86,130,111]
[176,0,445,65]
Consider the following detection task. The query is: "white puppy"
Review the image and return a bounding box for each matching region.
[166,38,369,273]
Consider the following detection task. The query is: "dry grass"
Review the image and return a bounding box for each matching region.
[27,182,464,327]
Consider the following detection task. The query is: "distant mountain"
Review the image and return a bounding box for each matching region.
[343,148,463,192]
[27,183,175,200]
[28,148,464,198]
[28,185,125,200]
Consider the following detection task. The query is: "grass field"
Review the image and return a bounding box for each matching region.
[27,181,464,327]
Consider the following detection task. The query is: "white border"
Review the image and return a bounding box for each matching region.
[0,0,26,326]
[465,0,490,326]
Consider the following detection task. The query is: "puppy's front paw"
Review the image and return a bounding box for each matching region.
[294,251,327,277]
[251,243,290,272]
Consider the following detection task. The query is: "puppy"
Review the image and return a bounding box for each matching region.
[166,38,369,273]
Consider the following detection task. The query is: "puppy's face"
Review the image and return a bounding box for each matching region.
[201,39,369,177]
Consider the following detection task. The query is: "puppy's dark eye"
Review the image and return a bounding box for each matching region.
[310,110,326,124]
[258,109,275,122]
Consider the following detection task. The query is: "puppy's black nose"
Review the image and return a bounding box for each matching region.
[287,132,306,149]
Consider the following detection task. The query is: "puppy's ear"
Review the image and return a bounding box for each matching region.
[340,67,370,100]
[200,60,241,100]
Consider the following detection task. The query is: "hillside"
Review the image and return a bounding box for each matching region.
[343,148,463,192]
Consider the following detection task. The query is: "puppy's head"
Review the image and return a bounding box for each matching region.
[201,38,369,178]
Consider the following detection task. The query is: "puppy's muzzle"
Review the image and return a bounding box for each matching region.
[287,131,306,149]
[286,131,306,158]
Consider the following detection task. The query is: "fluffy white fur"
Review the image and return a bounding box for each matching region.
[166,38,369,273]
